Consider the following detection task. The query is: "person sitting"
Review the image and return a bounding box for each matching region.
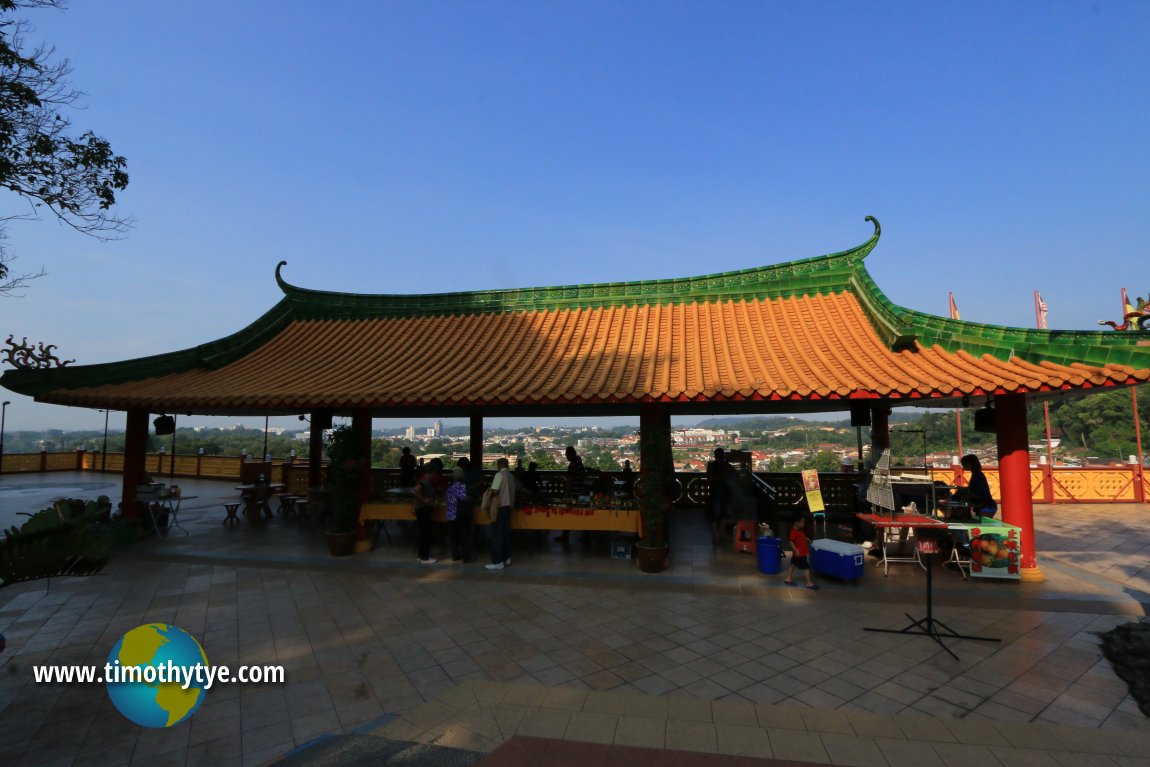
[959,454,997,519]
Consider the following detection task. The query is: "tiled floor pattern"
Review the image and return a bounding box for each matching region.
[386,680,1150,766]
[0,473,1148,766]
[477,735,816,766]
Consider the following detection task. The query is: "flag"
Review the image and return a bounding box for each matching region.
[948,292,960,320]
[1035,291,1048,330]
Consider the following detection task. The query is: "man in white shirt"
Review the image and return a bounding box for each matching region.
[485,458,516,571]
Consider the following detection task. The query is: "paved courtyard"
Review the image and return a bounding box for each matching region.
[1,472,1148,766]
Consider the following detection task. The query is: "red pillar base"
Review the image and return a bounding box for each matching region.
[1020,566,1045,582]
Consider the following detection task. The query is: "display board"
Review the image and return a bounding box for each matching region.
[964,518,1023,580]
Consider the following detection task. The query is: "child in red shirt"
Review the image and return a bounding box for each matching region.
[784,516,819,590]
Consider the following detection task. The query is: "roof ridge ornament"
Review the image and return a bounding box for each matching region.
[3,335,74,369]
[865,215,881,239]
[275,260,290,292]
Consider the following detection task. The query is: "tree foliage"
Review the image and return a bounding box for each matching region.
[1044,387,1150,462]
[0,1,128,294]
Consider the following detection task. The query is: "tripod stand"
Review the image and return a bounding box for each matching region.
[863,548,999,660]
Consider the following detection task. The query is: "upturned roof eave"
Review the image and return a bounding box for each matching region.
[2,217,884,399]
[274,215,884,318]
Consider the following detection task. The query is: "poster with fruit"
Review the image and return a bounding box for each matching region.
[801,469,825,513]
[967,520,1022,580]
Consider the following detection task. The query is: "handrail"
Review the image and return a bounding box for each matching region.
[750,472,778,501]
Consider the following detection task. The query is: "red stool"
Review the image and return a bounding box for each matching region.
[734,520,757,554]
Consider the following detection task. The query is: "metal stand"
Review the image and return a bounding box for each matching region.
[862,552,999,660]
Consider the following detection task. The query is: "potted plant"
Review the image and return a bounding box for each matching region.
[324,424,366,556]
[635,414,672,573]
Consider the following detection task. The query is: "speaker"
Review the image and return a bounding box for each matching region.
[973,406,996,433]
[850,404,872,427]
[153,415,175,436]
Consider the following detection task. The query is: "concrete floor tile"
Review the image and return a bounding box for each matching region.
[514,709,572,739]
[621,692,670,719]
[613,716,667,749]
[1050,755,1133,767]
[985,747,1064,767]
[500,683,548,707]
[929,741,1006,767]
[541,685,589,711]
[667,693,713,722]
[820,732,888,767]
[433,724,494,752]
[941,717,1011,746]
[874,736,948,767]
[184,735,242,767]
[756,702,807,730]
[768,728,831,763]
[664,719,718,753]
[581,690,628,715]
[995,721,1069,751]
[711,699,759,727]
[845,710,902,739]
[715,723,773,758]
[564,711,618,744]
[898,714,959,743]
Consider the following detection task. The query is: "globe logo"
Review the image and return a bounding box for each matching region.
[104,623,209,728]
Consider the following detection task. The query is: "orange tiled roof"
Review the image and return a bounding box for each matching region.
[5,218,1149,415]
[16,291,1148,414]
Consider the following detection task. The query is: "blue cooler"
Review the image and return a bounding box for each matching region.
[810,539,865,582]
[756,537,783,574]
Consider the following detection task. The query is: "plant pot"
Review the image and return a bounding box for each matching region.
[326,531,357,557]
[635,542,669,573]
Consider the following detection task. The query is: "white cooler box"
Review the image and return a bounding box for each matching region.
[810,539,865,582]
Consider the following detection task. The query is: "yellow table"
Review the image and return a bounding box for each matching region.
[508,506,642,535]
[359,501,642,534]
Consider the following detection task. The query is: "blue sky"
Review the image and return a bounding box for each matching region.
[2,1,1148,433]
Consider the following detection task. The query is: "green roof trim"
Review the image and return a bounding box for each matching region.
[848,266,1150,370]
[6,214,1150,401]
[275,215,883,318]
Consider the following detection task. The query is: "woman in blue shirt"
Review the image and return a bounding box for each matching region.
[961,454,997,518]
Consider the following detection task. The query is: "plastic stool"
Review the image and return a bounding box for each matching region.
[734,520,757,554]
[223,503,241,524]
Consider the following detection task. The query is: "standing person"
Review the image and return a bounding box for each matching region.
[960,454,998,518]
[445,467,474,563]
[522,461,542,503]
[707,448,732,545]
[485,457,516,571]
[620,460,635,497]
[413,458,442,564]
[399,447,417,488]
[555,446,587,543]
[784,515,818,590]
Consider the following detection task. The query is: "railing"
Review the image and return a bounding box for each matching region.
[1,451,1147,504]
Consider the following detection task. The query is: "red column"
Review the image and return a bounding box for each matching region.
[1040,459,1055,504]
[470,413,483,470]
[996,394,1044,580]
[121,410,150,519]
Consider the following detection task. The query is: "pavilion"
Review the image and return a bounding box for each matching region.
[5,216,1149,580]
